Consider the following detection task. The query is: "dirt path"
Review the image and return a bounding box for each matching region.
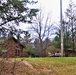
[22,61,34,69]
[22,60,52,74]
[0,59,53,75]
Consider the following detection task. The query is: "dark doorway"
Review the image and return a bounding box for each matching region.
[15,49,20,56]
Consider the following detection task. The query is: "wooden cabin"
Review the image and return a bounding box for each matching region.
[7,37,24,57]
[0,37,25,57]
[65,50,76,57]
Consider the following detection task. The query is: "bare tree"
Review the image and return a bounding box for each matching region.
[28,10,55,56]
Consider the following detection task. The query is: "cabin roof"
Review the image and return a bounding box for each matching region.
[7,37,25,48]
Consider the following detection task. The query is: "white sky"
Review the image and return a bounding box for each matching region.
[19,0,76,29]
[36,0,76,22]
[18,0,76,40]
[19,0,76,31]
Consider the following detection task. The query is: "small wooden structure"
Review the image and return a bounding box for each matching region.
[65,50,76,57]
[0,37,25,57]
[7,37,24,57]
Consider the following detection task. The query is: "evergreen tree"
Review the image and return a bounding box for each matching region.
[64,0,76,52]
[0,0,38,36]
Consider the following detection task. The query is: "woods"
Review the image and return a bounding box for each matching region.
[0,0,76,57]
[0,0,76,75]
[63,1,76,55]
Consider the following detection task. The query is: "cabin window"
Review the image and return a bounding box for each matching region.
[15,49,20,56]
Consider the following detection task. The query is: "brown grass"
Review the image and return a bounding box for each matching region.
[0,57,76,75]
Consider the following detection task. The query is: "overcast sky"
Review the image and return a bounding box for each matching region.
[18,0,76,40]
[19,0,76,30]
[36,0,76,22]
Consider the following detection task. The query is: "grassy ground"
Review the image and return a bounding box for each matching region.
[0,57,76,75]
[14,57,76,75]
